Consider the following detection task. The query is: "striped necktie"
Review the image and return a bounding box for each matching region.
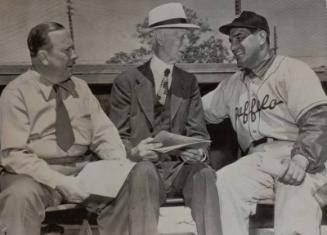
[157,68,171,105]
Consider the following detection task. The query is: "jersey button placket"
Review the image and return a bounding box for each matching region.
[248,80,261,139]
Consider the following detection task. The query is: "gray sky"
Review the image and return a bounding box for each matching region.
[0,0,326,66]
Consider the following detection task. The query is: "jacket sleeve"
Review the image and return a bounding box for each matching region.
[109,73,135,160]
[86,86,126,161]
[291,104,327,173]
[185,76,211,157]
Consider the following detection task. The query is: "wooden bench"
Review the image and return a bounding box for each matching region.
[0,64,325,234]
[42,197,188,234]
[43,197,186,225]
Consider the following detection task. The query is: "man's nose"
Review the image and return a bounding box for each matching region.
[230,40,240,53]
[71,49,78,61]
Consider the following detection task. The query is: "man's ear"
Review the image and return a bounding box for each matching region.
[257,30,268,46]
[153,30,165,46]
[37,50,48,66]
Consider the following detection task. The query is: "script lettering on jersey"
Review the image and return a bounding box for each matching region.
[235,94,284,124]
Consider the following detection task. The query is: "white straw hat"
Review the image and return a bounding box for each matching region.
[148,2,199,30]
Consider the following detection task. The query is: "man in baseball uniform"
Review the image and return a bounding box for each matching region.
[202,11,327,235]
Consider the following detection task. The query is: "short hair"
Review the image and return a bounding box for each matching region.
[27,22,65,58]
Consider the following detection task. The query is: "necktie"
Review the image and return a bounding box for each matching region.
[157,68,170,105]
[53,84,75,151]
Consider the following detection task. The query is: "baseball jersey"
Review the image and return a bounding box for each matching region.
[202,55,327,151]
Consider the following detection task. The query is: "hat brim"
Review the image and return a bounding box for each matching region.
[219,22,258,35]
[148,23,199,30]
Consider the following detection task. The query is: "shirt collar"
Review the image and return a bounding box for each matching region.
[243,51,276,80]
[150,54,174,77]
[33,70,78,101]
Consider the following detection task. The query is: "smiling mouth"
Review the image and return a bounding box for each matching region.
[234,53,245,61]
[233,50,243,57]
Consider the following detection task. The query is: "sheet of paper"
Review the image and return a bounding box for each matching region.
[152,131,211,153]
[77,160,135,199]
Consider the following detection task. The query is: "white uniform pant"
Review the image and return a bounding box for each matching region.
[216,141,327,235]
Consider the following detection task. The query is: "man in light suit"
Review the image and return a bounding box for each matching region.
[108,3,222,235]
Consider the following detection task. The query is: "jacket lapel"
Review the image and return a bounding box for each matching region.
[135,61,155,127]
[135,63,187,127]
[170,67,185,121]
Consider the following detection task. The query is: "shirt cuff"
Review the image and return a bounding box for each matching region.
[199,148,208,162]
[46,170,72,189]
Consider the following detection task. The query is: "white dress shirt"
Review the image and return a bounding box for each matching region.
[0,69,126,188]
[150,54,174,94]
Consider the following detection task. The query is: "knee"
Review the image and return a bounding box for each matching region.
[216,168,228,187]
[128,162,161,199]
[130,161,159,182]
[216,166,245,196]
[1,176,44,207]
[216,164,237,185]
[193,167,216,181]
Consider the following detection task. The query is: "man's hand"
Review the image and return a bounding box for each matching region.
[279,154,309,186]
[131,137,163,162]
[180,148,204,163]
[56,176,89,203]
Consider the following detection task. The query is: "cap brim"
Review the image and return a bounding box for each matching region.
[219,22,258,35]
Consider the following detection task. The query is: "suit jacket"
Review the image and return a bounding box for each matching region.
[109,61,210,161]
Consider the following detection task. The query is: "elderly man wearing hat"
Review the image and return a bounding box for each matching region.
[108,2,222,235]
[203,11,327,235]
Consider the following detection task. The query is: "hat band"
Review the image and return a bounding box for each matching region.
[149,18,187,28]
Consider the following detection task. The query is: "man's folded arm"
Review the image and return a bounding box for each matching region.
[1,149,71,189]
[291,104,327,173]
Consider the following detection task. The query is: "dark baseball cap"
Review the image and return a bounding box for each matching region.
[219,11,270,37]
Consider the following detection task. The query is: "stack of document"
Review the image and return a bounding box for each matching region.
[152,131,211,153]
[77,160,135,205]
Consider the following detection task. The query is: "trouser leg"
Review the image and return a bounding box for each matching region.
[275,175,323,235]
[0,173,61,235]
[98,161,164,235]
[174,163,222,235]
[216,155,275,235]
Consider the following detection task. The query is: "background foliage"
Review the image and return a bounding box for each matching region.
[107,7,234,64]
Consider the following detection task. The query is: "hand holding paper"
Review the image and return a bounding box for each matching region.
[56,176,89,203]
[180,148,204,162]
[131,137,162,161]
